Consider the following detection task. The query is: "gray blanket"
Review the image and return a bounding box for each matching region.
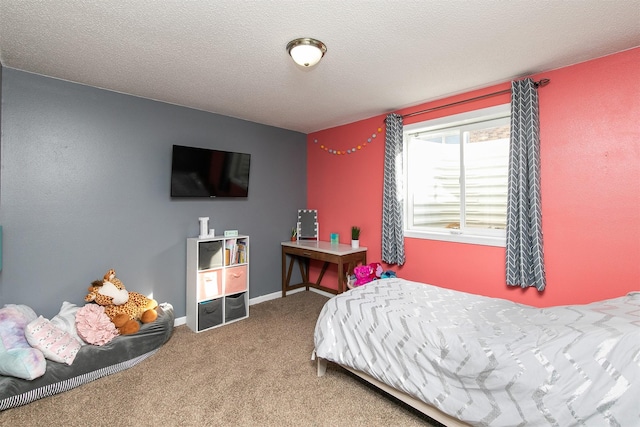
[314,278,640,426]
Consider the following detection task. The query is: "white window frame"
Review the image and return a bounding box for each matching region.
[403,104,510,247]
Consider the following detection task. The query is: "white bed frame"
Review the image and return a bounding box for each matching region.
[317,357,469,427]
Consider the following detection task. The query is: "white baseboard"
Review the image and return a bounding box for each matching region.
[308,287,335,298]
[173,287,334,327]
[249,290,287,305]
[256,287,335,299]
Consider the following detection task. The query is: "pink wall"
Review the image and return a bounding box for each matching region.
[307,48,640,307]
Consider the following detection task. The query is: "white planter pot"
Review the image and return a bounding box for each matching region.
[351,239,360,249]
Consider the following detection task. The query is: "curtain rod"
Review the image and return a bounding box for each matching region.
[402,78,550,119]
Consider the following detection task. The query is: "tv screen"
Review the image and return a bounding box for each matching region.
[171,145,251,198]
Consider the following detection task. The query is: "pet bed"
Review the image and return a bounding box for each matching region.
[0,303,174,410]
[314,278,640,426]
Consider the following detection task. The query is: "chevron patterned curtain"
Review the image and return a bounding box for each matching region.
[506,78,546,291]
[382,113,405,265]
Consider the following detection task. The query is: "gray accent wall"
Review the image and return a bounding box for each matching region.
[0,67,307,319]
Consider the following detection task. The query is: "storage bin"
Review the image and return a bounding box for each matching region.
[225,293,247,323]
[198,270,222,301]
[198,298,223,331]
[198,240,223,270]
[225,265,247,294]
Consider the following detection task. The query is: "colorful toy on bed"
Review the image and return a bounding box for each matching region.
[353,262,384,286]
[380,270,396,279]
[85,269,158,335]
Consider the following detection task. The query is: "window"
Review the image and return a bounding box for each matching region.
[403,104,510,247]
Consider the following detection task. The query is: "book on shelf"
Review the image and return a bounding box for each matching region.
[225,239,247,265]
[237,241,246,264]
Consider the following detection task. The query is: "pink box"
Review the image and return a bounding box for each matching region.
[225,265,247,294]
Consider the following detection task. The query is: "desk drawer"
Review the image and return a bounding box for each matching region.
[284,246,335,262]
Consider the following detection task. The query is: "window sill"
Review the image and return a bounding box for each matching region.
[404,230,506,247]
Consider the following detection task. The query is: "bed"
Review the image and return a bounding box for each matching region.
[313,278,640,426]
[0,303,174,411]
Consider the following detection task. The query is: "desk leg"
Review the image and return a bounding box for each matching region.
[337,261,345,294]
[346,261,356,279]
[316,262,329,290]
[282,251,313,296]
[299,257,309,291]
[282,247,288,297]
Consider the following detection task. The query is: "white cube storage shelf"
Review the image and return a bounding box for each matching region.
[186,235,249,332]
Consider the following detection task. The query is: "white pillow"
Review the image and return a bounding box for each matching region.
[50,301,85,346]
[25,316,81,365]
[0,304,46,380]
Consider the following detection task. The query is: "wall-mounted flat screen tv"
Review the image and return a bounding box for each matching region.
[171,145,251,198]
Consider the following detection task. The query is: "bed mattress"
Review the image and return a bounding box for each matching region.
[1,304,174,410]
[314,278,640,426]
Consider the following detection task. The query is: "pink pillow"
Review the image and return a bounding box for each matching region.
[25,316,81,365]
[75,305,119,346]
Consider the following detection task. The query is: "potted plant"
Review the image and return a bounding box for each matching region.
[351,226,361,248]
[291,227,297,241]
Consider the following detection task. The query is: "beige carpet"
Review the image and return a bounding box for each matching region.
[0,291,439,426]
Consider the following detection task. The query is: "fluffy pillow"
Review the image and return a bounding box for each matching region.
[0,304,46,380]
[25,316,81,365]
[76,304,119,346]
[50,301,85,346]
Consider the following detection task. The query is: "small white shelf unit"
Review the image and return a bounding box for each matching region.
[186,235,249,332]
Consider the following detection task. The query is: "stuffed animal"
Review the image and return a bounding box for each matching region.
[85,269,128,306]
[349,263,396,288]
[353,262,384,286]
[85,269,158,335]
[353,264,374,286]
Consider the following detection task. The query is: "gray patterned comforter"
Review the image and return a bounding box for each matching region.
[314,278,640,426]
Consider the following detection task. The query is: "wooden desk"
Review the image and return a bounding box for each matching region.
[281,240,367,296]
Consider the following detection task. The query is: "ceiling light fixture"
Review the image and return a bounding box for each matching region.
[286,38,327,68]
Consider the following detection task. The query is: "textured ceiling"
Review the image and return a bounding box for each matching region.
[1,1,639,133]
